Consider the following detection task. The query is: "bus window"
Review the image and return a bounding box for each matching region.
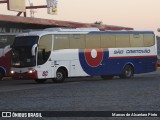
[37,35,52,65]
[101,34,116,48]
[86,34,100,48]
[0,36,7,48]
[54,35,69,50]
[143,34,155,47]
[0,35,15,48]
[69,34,85,49]
[116,34,130,48]
[130,34,144,47]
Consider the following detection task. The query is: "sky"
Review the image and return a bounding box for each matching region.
[0,0,160,35]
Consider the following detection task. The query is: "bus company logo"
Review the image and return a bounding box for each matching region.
[84,49,103,67]
[2,112,11,117]
[42,71,48,76]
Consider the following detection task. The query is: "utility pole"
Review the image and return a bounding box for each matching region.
[0,0,57,17]
[28,0,36,17]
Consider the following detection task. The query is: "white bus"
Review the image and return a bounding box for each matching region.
[10,28,157,83]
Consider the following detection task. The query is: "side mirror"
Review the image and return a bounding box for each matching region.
[31,44,37,56]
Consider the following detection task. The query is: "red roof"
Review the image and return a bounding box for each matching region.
[0,14,133,30]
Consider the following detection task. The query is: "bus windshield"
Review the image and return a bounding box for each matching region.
[11,36,39,68]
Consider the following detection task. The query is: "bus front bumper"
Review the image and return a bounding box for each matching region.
[10,70,38,80]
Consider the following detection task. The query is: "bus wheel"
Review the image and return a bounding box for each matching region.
[34,79,47,84]
[0,70,4,80]
[120,65,134,79]
[101,75,114,80]
[53,69,66,83]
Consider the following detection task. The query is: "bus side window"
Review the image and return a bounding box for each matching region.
[143,34,155,47]
[69,34,85,49]
[7,35,15,47]
[37,35,52,65]
[0,35,7,48]
[54,35,69,50]
[116,34,130,48]
[85,34,100,48]
[130,34,144,47]
[101,34,116,48]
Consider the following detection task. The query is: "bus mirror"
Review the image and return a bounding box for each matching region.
[31,44,37,56]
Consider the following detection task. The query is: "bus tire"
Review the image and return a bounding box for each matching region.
[0,70,4,81]
[53,69,66,83]
[34,79,47,84]
[101,75,114,80]
[119,65,134,79]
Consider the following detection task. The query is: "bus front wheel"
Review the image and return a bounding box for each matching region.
[119,65,134,79]
[53,69,66,83]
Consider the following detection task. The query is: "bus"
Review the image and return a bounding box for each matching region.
[10,28,157,83]
[0,33,16,80]
[157,36,160,66]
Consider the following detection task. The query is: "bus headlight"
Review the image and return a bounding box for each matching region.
[28,70,33,74]
[10,70,15,74]
[28,69,35,74]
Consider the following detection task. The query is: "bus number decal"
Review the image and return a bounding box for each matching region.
[42,71,48,76]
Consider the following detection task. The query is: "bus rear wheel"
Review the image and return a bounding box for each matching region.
[119,65,134,79]
[34,79,47,84]
[53,69,66,83]
[101,75,114,80]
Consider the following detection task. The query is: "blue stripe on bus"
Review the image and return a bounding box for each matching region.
[79,49,157,76]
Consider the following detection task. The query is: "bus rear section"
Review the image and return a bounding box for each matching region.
[0,34,15,80]
[10,28,157,83]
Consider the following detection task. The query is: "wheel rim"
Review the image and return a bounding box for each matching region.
[56,72,63,80]
[125,67,132,77]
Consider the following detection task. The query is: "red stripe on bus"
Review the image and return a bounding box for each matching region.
[109,55,157,59]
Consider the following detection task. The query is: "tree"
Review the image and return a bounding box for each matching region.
[94,21,103,25]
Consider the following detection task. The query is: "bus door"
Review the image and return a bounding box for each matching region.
[37,35,53,79]
[37,50,53,79]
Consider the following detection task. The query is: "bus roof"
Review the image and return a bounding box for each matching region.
[89,31,154,34]
[16,29,154,37]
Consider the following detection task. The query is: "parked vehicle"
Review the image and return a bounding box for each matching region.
[10,28,157,83]
[0,33,16,80]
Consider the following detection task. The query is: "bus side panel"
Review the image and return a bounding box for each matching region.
[79,48,121,76]
[79,47,157,76]
[52,49,89,77]
[0,48,12,76]
[109,47,157,74]
[109,57,157,74]
[133,57,157,73]
[0,35,15,76]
